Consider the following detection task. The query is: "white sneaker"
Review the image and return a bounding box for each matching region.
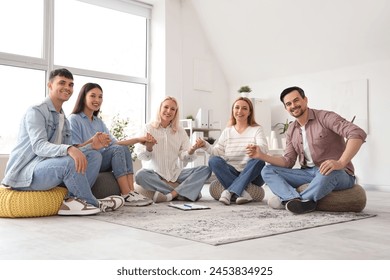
[98,195,125,212]
[124,191,153,207]
[134,191,153,202]
[267,195,285,209]
[58,197,100,216]
[219,190,231,205]
[236,190,253,205]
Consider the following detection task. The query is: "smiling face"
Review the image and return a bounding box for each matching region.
[48,75,74,106]
[233,99,251,124]
[84,87,103,116]
[283,90,308,119]
[159,99,178,127]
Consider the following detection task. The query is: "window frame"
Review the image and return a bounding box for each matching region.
[0,0,152,154]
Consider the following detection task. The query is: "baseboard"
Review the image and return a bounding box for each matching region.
[363,184,390,192]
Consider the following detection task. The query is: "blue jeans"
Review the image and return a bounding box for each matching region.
[208,156,265,196]
[261,165,356,202]
[13,150,102,207]
[100,144,133,178]
[135,166,211,201]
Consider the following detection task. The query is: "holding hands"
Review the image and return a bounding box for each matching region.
[91,132,111,150]
[145,132,157,152]
[188,137,206,155]
[246,143,264,159]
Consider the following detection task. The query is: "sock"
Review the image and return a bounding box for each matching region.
[166,193,173,202]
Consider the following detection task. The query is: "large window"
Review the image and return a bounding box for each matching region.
[0,0,151,154]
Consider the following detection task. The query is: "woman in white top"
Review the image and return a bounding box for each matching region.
[199,97,268,205]
[135,96,211,203]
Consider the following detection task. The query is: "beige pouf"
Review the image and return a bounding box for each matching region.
[0,185,67,218]
[297,184,366,212]
[209,180,265,202]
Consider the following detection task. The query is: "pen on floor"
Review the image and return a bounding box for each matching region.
[183,204,192,208]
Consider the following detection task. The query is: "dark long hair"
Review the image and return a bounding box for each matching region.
[71,83,103,117]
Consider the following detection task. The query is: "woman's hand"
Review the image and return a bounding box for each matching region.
[246,144,264,159]
[188,138,205,154]
[91,132,110,150]
[145,133,157,152]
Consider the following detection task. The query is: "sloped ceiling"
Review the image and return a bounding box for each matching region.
[189,0,390,86]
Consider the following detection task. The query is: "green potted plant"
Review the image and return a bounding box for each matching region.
[110,114,137,161]
[273,119,293,135]
[238,85,252,97]
[186,115,195,128]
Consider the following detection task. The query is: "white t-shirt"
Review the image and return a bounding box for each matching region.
[301,125,315,167]
[53,113,65,145]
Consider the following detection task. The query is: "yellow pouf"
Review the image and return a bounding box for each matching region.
[0,186,67,218]
[297,184,366,212]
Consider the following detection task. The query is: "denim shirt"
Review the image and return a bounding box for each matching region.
[68,112,117,146]
[2,97,72,188]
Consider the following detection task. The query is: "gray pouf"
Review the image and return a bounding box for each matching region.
[91,172,121,199]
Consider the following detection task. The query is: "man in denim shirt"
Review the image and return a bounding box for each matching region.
[1,68,124,215]
[247,86,367,214]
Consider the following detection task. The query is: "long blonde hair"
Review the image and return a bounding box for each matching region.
[228,97,259,127]
[151,96,180,132]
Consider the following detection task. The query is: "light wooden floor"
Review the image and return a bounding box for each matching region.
[0,185,389,260]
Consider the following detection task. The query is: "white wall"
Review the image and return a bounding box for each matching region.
[148,0,229,127]
[180,0,229,129]
[238,59,390,187]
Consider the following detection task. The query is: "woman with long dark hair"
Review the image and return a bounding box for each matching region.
[68,83,154,207]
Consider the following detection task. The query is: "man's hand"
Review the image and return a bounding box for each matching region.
[319,160,344,175]
[91,132,110,150]
[246,144,264,159]
[67,146,88,174]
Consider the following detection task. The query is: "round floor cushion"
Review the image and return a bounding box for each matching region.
[297,184,366,212]
[0,186,67,218]
[91,172,121,199]
[209,180,265,201]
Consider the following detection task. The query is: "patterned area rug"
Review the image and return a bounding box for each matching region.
[85,198,375,246]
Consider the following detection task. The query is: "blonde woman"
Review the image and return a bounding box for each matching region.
[135,96,211,203]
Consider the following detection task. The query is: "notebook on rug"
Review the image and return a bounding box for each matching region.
[168,202,211,211]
